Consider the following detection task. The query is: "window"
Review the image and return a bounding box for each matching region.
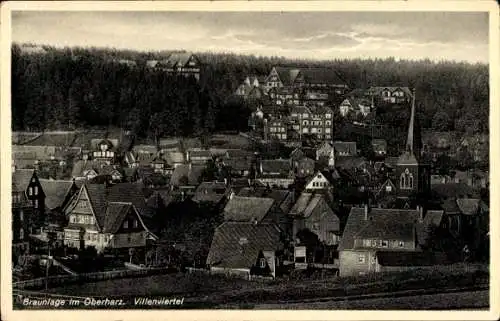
[123,220,129,229]
[34,199,38,209]
[34,186,38,195]
[260,258,267,268]
[382,240,388,248]
[326,113,332,119]
[386,185,392,192]
[19,228,24,240]
[399,241,404,247]
[28,187,33,196]
[127,235,131,243]
[302,113,309,118]
[133,220,138,228]
[19,210,24,221]
[358,254,365,263]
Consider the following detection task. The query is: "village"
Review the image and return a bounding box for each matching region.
[11,51,490,293]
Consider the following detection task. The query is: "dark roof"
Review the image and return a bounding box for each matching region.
[223,195,275,222]
[333,141,357,155]
[432,183,479,200]
[260,159,292,174]
[225,149,253,159]
[192,182,228,203]
[206,222,283,269]
[289,193,324,217]
[376,251,449,267]
[371,139,387,150]
[12,169,35,192]
[335,156,366,170]
[237,188,294,214]
[274,67,301,86]
[102,202,134,233]
[301,67,347,86]
[170,164,205,186]
[106,182,150,213]
[38,179,75,210]
[18,132,78,147]
[84,184,108,229]
[339,207,443,251]
[440,198,461,215]
[224,157,253,171]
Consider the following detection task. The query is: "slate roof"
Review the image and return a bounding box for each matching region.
[376,251,449,267]
[223,196,275,222]
[339,207,444,251]
[170,164,205,186]
[206,222,283,269]
[38,179,75,210]
[12,169,35,193]
[106,182,150,213]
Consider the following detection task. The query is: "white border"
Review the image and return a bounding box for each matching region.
[1,1,499,321]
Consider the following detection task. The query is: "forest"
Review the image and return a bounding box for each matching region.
[11,43,489,141]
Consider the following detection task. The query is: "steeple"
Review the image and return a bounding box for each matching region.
[406,88,416,154]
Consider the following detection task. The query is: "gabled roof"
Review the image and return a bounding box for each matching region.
[333,141,357,155]
[237,188,294,214]
[12,169,35,193]
[335,156,366,170]
[290,105,312,115]
[224,157,253,171]
[289,193,323,218]
[83,184,108,229]
[368,86,413,97]
[133,145,158,154]
[102,202,134,233]
[397,152,419,165]
[274,67,301,86]
[339,207,418,251]
[223,196,275,222]
[192,182,229,203]
[38,179,75,210]
[206,222,283,269]
[166,52,198,67]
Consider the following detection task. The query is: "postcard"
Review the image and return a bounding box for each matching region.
[1,1,498,321]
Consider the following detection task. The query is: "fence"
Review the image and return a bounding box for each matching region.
[13,267,172,290]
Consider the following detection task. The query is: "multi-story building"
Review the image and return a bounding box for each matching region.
[289,106,333,141]
[367,86,413,104]
[146,52,202,82]
[266,118,288,141]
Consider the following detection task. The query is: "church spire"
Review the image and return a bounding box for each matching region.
[406,88,416,154]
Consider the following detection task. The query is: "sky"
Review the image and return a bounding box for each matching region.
[12,11,489,63]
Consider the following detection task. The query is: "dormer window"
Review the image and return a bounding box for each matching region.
[259,258,267,268]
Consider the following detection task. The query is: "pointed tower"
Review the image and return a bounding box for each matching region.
[396,89,430,199]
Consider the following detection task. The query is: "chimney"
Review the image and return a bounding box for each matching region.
[364,204,369,221]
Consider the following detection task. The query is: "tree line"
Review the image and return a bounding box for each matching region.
[12,43,489,140]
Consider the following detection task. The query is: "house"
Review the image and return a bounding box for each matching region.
[90,139,117,163]
[13,169,46,233]
[12,171,35,258]
[223,157,254,178]
[315,141,335,161]
[38,179,79,212]
[147,52,202,81]
[266,118,288,141]
[237,187,296,216]
[339,98,372,117]
[164,151,186,168]
[62,183,158,252]
[373,178,398,207]
[367,86,413,104]
[158,138,182,154]
[170,163,206,188]
[300,67,349,94]
[293,157,316,178]
[268,86,302,106]
[192,181,230,205]
[222,194,291,235]
[186,149,212,165]
[289,193,341,246]
[289,106,333,141]
[265,66,302,90]
[304,170,339,192]
[371,139,387,157]
[333,141,357,157]
[206,222,285,279]
[257,159,294,188]
[338,205,444,277]
[302,90,329,107]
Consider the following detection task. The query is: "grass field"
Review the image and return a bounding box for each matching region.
[252,290,489,309]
